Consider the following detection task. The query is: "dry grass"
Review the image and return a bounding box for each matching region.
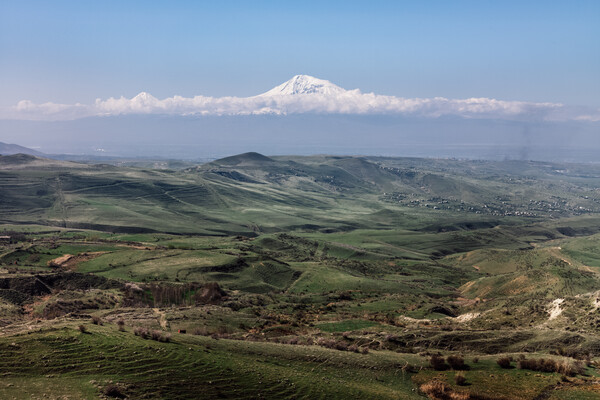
[420,380,505,400]
[517,358,585,376]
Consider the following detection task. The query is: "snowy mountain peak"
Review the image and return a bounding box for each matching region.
[260,75,347,96]
[133,92,157,101]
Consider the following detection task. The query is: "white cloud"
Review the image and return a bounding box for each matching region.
[2,75,598,122]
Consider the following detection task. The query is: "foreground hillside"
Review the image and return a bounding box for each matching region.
[1,153,600,399]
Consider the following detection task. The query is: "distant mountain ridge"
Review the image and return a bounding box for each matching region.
[0,142,44,156]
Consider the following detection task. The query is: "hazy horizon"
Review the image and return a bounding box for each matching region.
[1,1,599,161]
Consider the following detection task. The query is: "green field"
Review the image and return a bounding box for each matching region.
[1,153,600,399]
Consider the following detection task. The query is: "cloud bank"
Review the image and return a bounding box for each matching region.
[3,75,599,122]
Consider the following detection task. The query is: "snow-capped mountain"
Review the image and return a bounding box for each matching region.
[259,75,350,96]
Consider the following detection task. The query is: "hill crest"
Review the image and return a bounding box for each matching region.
[0,142,44,156]
[212,152,275,166]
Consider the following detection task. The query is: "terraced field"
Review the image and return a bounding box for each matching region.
[0,323,425,399]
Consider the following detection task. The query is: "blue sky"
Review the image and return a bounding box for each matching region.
[1,0,599,108]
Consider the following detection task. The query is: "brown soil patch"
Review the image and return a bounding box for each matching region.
[48,252,107,270]
[22,294,52,317]
[117,244,154,250]
[452,297,481,307]
[47,254,73,267]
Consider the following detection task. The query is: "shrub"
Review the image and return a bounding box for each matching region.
[287,337,299,345]
[335,341,348,351]
[430,354,449,371]
[159,333,172,343]
[520,358,556,373]
[134,326,149,339]
[117,319,125,331]
[454,372,467,386]
[151,330,162,341]
[361,347,369,355]
[103,384,126,398]
[78,325,87,333]
[144,330,171,342]
[447,355,469,370]
[91,316,102,325]
[497,357,512,369]
[517,358,535,370]
[558,360,584,376]
[317,338,337,349]
[517,358,585,377]
[472,357,479,364]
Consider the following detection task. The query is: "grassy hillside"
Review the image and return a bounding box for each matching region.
[3,153,600,235]
[1,154,600,398]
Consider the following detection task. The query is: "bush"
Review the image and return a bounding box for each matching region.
[517,358,585,376]
[472,357,479,364]
[151,330,162,341]
[497,357,512,369]
[335,341,348,351]
[103,384,126,398]
[91,316,102,325]
[148,330,171,342]
[159,333,172,343]
[454,372,467,386]
[134,326,149,339]
[430,354,449,371]
[447,355,469,370]
[117,319,125,331]
[78,325,87,333]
